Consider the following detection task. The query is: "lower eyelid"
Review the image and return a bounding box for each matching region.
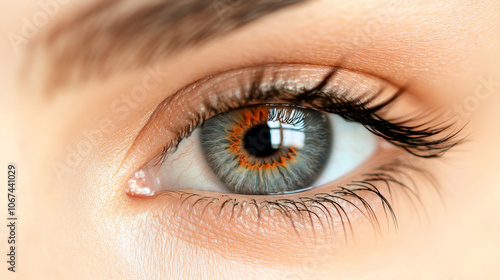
[130,147,436,266]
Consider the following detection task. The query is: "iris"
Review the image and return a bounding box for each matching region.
[200,105,332,194]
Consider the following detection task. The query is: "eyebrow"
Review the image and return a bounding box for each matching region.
[26,0,308,96]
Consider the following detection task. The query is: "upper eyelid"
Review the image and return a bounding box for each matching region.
[118,64,356,172]
[22,0,309,97]
[121,64,462,179]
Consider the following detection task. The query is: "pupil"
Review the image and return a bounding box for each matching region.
[243,124,280,157]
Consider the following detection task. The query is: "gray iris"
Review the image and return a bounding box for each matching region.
[200,105,332,194]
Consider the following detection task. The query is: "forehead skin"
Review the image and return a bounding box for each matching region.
[1,0,500,279]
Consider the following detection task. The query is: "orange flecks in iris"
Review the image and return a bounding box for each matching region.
[227,106,298,170]
[239,147,298,170]
[228,107,269,155]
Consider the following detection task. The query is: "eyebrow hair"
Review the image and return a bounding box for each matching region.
[25,0,308,96]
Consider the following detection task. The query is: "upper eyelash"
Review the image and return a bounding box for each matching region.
[155,65,463,165]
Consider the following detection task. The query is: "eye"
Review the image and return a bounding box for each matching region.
[123,64,460,244]
[125,64,458,197]
[128,104,376,196]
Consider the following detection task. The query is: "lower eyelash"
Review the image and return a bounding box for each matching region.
[156,156,437,244]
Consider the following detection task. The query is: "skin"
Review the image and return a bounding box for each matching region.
[1,0,500,279]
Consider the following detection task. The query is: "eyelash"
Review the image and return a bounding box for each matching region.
[156,66,462,165]
[142,65,463,240]
[155,157,432,242]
